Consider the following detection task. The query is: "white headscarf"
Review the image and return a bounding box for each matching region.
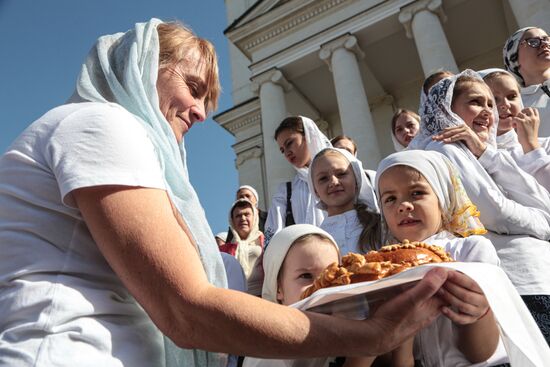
[376,150,486,239]
[391,131,407,152]
[308,147,379,213]
[228,199,263,277]
[262,224,340,303]
[238,185,259,203]
[68,18,226,366]
[409,69,498,151]
[290,116,332,226]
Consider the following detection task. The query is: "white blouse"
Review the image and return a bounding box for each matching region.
[320,210,364,255]
[522,82,550,138]
[264,174,326,245]
[497,130,550,192]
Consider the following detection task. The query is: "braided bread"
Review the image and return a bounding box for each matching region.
[300,240,453,299]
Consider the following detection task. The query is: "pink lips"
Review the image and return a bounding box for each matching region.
[399,218,420,226]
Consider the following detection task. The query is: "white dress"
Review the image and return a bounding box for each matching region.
[0,103,167,366]
[413,232,509,367]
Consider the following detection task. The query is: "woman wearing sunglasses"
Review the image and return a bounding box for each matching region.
[504,27,550,139]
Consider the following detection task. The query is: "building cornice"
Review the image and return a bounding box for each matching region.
[247,0,416,77]
[226,0,350,59]
[213,98,261,136]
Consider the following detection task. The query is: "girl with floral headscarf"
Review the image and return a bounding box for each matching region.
[411,69,550,344]
[503,27,550,138]
[264,116,332,245]
[376,149,508,366]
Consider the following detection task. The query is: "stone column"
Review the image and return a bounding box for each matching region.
[508,0,550,35]
[399,0,459,77]
[251,69,294,202]
[319,34,381,168]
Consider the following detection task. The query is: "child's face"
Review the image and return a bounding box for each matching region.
[394,113,420,147]
[451,81,495,143]
[277,238,339,305]
[312,153,357,216]
[378,166,442,243]
[485,74,522,135]
[276,129,311,168]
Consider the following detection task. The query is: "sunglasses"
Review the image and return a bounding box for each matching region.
[521,36,550,49]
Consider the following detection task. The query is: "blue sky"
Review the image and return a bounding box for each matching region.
[0,0,239,234]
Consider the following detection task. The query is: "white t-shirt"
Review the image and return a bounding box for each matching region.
[0,102,168,366]
[414,232,509,367]
[320,209,363,255]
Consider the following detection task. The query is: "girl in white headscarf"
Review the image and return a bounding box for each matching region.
[264,116,332,244]
[244,224,402,367]
[390,109,421,152]
[411,69,550,344]
[481,68,550,192]
[376,150,507,366]
[503,27,550,138]
[309,148,380,255]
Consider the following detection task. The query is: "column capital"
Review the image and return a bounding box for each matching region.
[319,34,364,71]
[235,146,263,168]
[250,68,293,95]
[398,0,446,39]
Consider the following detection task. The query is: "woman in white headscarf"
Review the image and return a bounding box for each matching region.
[223,198,264,296]
[410,69,550,344]
[0,19,455,367]
[264,116,332,244]
[503,27,550,138]
[390,109,421,152]
[308,147,380,255]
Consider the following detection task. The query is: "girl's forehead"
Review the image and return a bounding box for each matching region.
[380,165,426,183]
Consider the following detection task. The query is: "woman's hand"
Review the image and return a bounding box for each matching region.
[438,271,490,325]
[514,107,541,153]
[433,125,487,158]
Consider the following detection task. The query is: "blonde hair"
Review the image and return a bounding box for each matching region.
[157,22,220,114]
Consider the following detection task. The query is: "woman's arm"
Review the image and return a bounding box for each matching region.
[73,185,448,358]
[478,147,550,214]
[431,142,550,239]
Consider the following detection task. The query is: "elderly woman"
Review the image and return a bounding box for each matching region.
[0,19,450,366]
[221,198,264,295]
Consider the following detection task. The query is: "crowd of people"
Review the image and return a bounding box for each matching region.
[0,18,549,367]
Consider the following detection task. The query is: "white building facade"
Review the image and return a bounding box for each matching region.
[214,0,550,210]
